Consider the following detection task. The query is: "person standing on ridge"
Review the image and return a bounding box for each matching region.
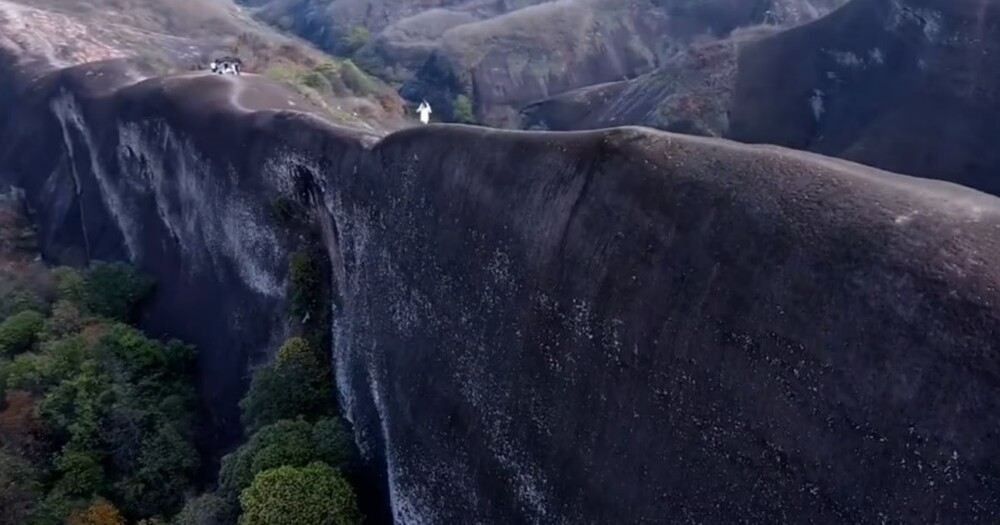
[417,100,432,124]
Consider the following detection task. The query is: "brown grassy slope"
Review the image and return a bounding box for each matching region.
[519,25,779,134]
[412,0,848,126]
[431,0,669,125]
[0,0,406,126]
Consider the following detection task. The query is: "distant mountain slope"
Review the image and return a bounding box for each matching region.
[523,0,1000,197]
[245,0,846,125]
[729,0,1000,195]
[520,25,778,135]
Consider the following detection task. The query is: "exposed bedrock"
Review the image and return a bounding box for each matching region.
[2,58,1000,523]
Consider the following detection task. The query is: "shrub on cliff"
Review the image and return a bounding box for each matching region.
[52,263,154,321]
[340,60,379,96]
[238,462,360,525]
[81,262,155,321]
[337,26,370,56]
[239,338,331,433]
[452,94,475,124]
[0,310,45,356]
[220,417,356,497]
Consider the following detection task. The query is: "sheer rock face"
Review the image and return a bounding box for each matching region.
[2,55,1000,524]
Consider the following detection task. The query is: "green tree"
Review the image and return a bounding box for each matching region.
[0,357,6,400]
[97,323,170,382]
[3,334,91,396]
[239,366,323,433]
[82,262,154,321]
[33,491,88,525]
[300,71,332,94]
[337,26,370,56]
[0,451,41,525]
[0,310,45,356]
[40,359,109,444]
[452,94,475,123]
[48,300,84,337]
[339,60,378,95]
[288,252,324,321]
[52,266,86,305]
[53,446,104,497]
[275,337,318,367]
[4,352,46,392]
[115,424,199,517]
[0,279,48,318]
[0,261,201,525]
[220,417,355,497]
[239,339,330,433]
[238,462,360,525]
[311,418,357,473]
[173,492,238,525]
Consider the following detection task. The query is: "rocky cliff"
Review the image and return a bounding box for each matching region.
[2,53,1000,524]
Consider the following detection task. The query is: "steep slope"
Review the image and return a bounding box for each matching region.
[729,0,1000,195]
[529,0,1000,197]
[2,55,999,523]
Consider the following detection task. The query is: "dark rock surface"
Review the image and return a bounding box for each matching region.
[2,54,1000,523]
[730,0,1000,195]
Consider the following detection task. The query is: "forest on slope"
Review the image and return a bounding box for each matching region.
[0,192,365,525]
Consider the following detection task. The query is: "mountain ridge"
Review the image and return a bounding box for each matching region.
[3,51,1000,522]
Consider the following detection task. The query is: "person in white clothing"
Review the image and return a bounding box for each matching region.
[417,100,432,124]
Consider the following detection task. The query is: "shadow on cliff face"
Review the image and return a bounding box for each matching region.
[2,56,1000,523]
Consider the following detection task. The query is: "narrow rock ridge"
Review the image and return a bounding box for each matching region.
[2,58,999,523]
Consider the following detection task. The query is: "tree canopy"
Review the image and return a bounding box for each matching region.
[238,462,361,525]
[0,263,199,524]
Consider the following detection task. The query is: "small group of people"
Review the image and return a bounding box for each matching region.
[210,56,243,75]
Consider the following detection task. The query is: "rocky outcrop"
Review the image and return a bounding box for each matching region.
[3,54,1000,524]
